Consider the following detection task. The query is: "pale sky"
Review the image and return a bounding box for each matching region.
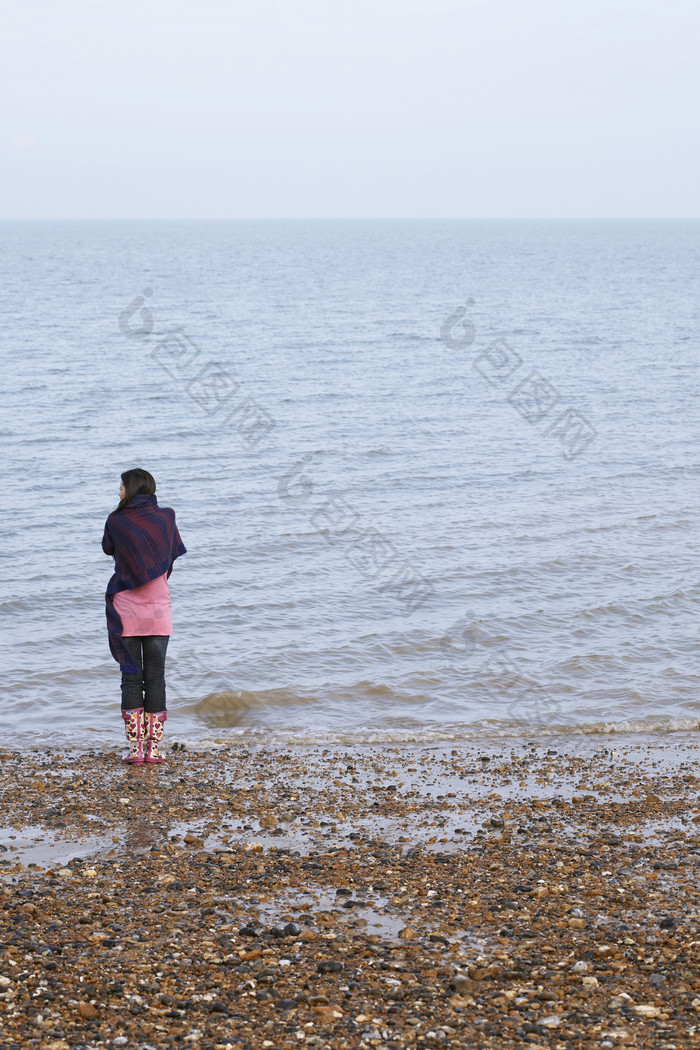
[1,0,698,218]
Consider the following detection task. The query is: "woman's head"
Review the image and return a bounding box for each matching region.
[115,468,156,512]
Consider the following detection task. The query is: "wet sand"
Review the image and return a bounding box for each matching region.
[0,734,699,1049]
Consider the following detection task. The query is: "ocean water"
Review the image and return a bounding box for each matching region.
[1,219,699,751]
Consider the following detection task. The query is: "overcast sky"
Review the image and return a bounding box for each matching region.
[1,0,698,219]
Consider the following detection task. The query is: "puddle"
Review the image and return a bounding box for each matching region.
[258,886,409,942]
[201,883,486,950]
[4,737,696,873]
[166,810,484,858]
[225,740,700,811]
[0,826,116,872]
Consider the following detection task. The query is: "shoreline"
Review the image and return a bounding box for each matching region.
[1,717,699,758]
[0,738,698,1048]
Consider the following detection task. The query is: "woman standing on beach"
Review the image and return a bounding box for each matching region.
[102,469,186,765]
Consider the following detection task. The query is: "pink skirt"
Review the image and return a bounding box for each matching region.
[112,573,173,637]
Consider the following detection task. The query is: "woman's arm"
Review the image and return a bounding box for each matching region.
[102,521,115,556]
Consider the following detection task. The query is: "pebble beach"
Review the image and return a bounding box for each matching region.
[1,736,699,1049]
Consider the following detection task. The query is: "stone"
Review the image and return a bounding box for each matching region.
[275,998,298,1011]
[239,922,264,938]
[314,1004,344,1019]
[398,926,418,940]
[608,995,629,1009]
[1,738,699,1050]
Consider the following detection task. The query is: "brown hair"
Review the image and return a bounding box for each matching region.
[114,468,157,513]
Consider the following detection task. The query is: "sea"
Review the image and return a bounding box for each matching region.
[1,219,699,752]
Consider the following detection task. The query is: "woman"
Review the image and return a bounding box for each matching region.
[103,469,187,764]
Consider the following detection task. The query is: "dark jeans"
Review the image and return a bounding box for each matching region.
[121,636,169,713]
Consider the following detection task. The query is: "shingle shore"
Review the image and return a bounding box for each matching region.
[0,737,699,1049]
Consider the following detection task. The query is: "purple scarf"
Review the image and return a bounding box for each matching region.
[102,494,187,673]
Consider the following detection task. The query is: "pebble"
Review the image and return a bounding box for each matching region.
[633,1004,663,1017]
[0,739,697,1050]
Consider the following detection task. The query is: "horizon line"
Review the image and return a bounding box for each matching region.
[1,215,698,222]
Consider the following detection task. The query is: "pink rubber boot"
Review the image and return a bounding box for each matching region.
[121,707,146,764]
[145,711,167,765]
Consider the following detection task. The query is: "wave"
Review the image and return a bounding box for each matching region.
[173,687,700,742]
[176,687,318,727]
[1,711,697,755]
[199,714,700,748]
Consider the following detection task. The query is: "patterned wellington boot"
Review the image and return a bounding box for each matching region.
[121,707,146,764]
[145,711,167,765]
